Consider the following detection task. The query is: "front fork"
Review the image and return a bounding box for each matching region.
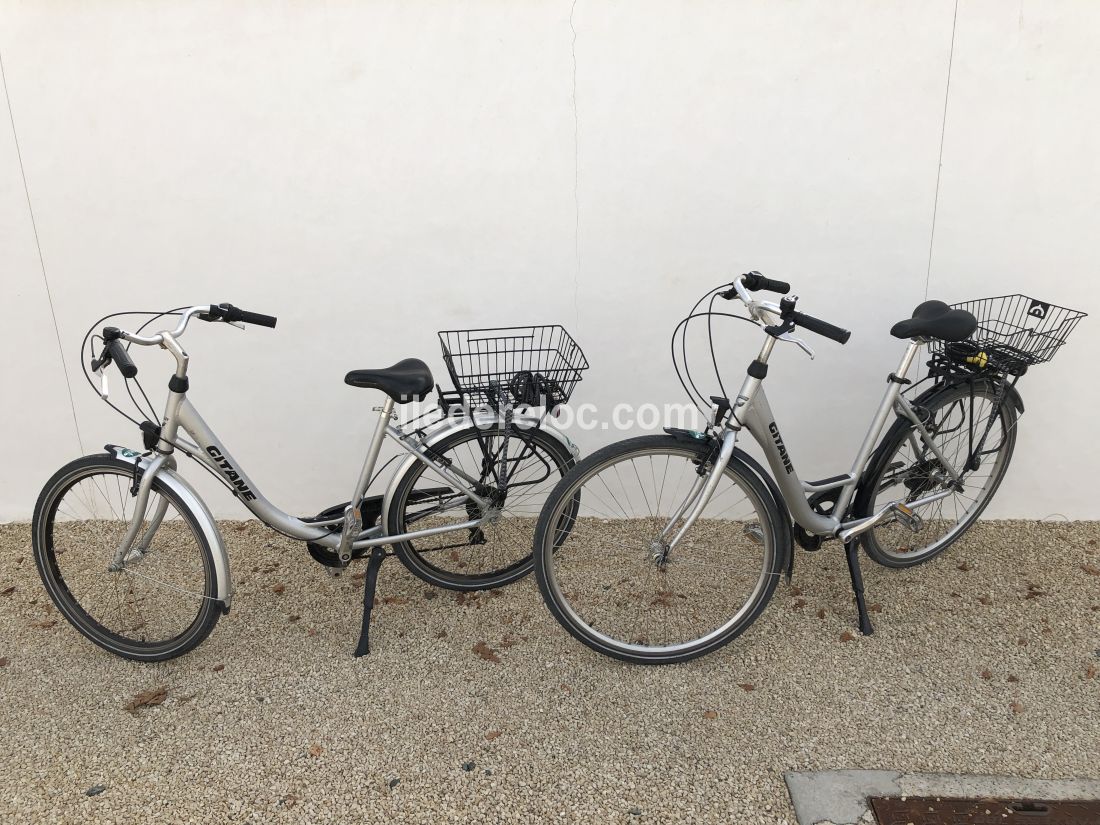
[660,428,739,553]
[108,452,173,570]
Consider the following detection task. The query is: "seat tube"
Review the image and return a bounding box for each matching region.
[336,396,396,563]
[350,397,396,505]
[833,340,922,515]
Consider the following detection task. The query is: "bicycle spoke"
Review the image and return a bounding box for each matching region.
[396,427,571,583]
[42,468,212,648]
[540,444,775,656]
[869,385,1013,562]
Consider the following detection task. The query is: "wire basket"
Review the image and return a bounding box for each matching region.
[438,325,589,410]
[932,294,1087,376]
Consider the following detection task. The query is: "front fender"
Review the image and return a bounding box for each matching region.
[105,445,233,610]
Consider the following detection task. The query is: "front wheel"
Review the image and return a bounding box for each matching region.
[855,381,1017,568]
[32,455,221,661]
[533,435,784,665]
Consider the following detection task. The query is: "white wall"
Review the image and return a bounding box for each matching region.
[1,1,1097,521]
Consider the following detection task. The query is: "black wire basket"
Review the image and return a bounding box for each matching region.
[933,294,1087,376]
[438,325,589,410]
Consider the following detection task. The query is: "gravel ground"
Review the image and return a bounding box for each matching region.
[1,520,1097,824]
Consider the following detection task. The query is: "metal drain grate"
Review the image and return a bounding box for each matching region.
[870,796,1100,824]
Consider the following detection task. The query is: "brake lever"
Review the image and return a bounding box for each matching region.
[94,364,110,398]
[776,331,815,359]
[197,309,244,330]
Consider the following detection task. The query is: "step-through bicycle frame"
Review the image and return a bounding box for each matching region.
[666,294,963,554]
[106,308,523,576]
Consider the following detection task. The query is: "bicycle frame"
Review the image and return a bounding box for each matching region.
[110,332,502,569]
[174,397,492,550]
[668,335,960,550]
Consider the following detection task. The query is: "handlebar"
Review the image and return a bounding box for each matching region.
[91,329,139,378]
[105,338,138,377]
[123,303,277,344]
[741,271,791,295]
[90,303,278,380]
[721,272,850,346]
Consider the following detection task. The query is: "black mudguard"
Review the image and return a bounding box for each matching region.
[851,376,1023,522]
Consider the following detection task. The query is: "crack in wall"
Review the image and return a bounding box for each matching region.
[570,0,580,330]
[924,0,960,300]
[0,45,85,454]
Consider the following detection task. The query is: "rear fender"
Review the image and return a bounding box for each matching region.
[852,376,1023,521]
[381,411,578,530]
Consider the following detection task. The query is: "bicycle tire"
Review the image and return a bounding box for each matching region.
[855,381,1018,568]
[387,424,575,591]
[32,454,221,661]
[533,434,785,664]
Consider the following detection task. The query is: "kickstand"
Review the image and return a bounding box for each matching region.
[353,546,388,657]
[843,540,874,636]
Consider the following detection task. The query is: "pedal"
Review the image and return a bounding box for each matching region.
[892,502,923,533]
[743,523,764,545]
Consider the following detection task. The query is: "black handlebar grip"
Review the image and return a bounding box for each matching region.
[213,305,275,327]
[792,310,851,345]
[742,272,792,295]
[214,303,277,328]
[234,308,278,328]
[106,339,139,377]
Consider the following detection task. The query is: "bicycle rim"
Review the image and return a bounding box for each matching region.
[864,384,1015,564]
[35,460,217,654]
[390,426,573,587]
[536,437,779,662]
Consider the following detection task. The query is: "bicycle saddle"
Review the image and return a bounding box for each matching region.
[890,300,977,342]
[345,358,434,403]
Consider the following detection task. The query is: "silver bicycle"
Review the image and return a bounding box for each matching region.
[532,273,1085,664]
[32,304,587,660]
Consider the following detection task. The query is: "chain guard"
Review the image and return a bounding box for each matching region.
[302,488,452,567]
[794,488,843,551]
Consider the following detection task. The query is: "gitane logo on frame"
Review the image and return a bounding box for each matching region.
[768,421,794,474]
[206,445,257,500]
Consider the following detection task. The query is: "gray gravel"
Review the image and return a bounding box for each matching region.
[1,520,1097,824]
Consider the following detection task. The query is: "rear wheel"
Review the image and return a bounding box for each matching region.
[533,435,784,665]
[32,455,220,661]
[856,382,1017,568]
[387,424,575,590]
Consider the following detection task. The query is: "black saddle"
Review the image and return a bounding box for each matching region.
[890,300,977,342]
[345,358,433,403]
